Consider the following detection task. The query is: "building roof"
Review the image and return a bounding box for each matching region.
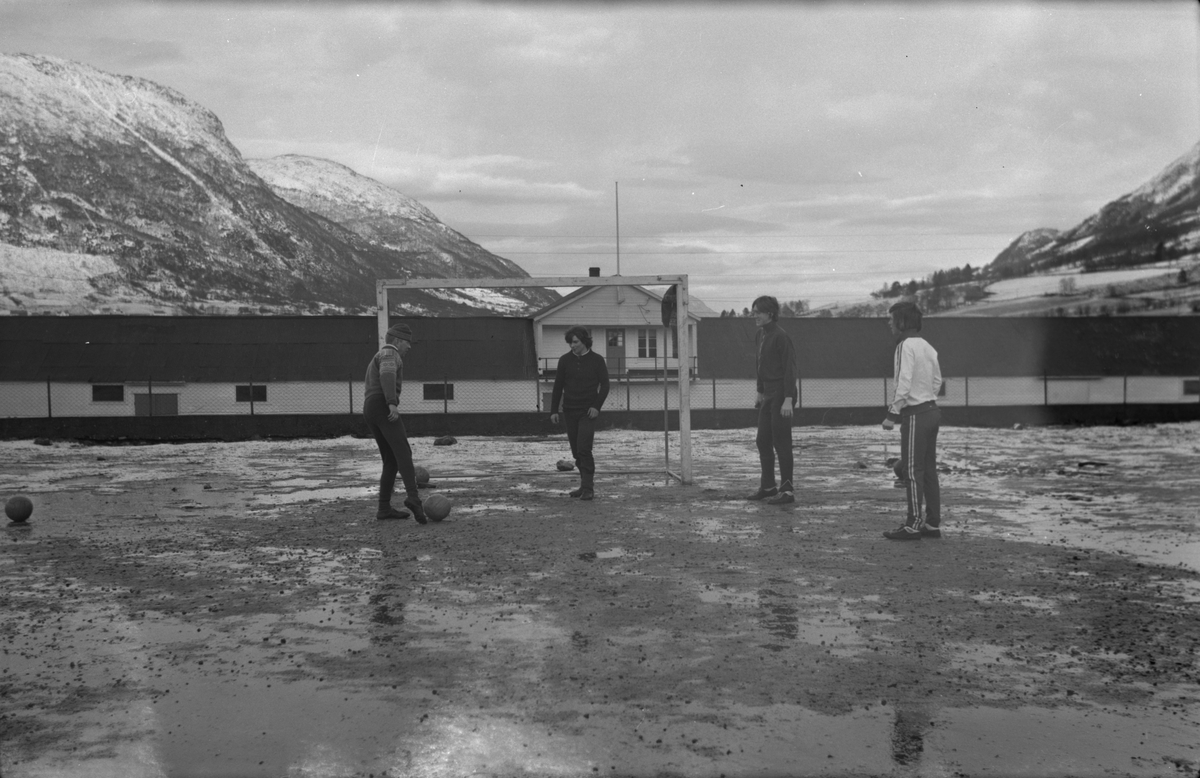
[532,283,717,321]
[0,316,538,383]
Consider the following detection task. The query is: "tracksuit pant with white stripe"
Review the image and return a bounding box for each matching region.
[899,404,941,529]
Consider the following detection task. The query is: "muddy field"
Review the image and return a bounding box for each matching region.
[2,423,1199,778]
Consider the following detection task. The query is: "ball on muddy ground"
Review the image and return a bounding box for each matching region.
[6,495,33,523]
[423,494,451,522]
[415,465,430,486]
[556,459,575,471]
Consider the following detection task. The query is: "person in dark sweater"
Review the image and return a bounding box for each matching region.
[747,295,799,505]
[362,323,426,523]
[550,326,610,501]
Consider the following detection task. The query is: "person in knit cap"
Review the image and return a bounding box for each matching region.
[363,322,426,523]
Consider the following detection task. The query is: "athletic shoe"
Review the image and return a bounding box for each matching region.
[920,526,942,538]
[893,478,910,489]
[404,497,428,525]
[767,490,795,505]
[883,525,922,540]
[747,486,779,501]
[375,506,411,520]
[579,488,595,501]
[569,486,585,498]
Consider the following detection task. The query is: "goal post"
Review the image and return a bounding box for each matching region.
[375,274,694,484]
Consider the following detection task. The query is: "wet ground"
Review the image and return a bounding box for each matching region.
[2,423,1199,777]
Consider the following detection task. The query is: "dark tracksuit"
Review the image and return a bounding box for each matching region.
[363,344,419,508]
[755,321,799,491]
[550,349,610,489]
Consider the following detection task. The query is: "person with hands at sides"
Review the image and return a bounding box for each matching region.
[747,295,799,506]
[550,326,609,501]
[881,301,944,540]
[362,323,427,524]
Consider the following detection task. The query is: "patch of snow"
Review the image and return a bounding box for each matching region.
[983,265,1179,300]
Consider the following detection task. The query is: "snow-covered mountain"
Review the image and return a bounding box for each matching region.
[248,155,552,313]
[0,53,557,316]
[990,140,1200,278]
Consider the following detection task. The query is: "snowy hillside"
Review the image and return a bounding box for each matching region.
[991,140,1200,278]
[0,53,554,316]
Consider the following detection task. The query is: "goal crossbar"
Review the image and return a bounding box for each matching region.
[375,275,693,484]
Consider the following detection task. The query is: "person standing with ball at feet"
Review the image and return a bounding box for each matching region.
[881,301,943,540]
[747,296,799,505]
[550,326,609,501]
[363,323,427,524]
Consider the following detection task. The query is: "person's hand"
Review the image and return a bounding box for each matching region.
[550,413,560,425]
[754,392,764,409]
[387,404,400,422]
[587,407,599,419]
[881,418,894,431]
[781,403,793,419]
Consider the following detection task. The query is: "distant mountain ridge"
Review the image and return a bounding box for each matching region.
[991,140,1200,277]
[0,53,557,315]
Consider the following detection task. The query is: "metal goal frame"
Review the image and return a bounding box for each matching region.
[375,274,694,484]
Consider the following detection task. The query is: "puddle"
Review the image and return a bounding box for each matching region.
[251,486,373,505]
[970,591,1065,613]
[698,584,760,607]
[692,515,763,542]
[928,704,1200,776]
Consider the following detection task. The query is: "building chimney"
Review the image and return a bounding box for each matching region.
[588,267,601,277]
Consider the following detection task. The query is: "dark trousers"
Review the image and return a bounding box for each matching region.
[755,392,793,489]
[564,409,596,488]
[363,394,418,504]
[900,407,941,528]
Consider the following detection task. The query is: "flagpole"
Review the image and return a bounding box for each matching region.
[615,181,620,276]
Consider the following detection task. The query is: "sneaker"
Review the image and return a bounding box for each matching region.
[920,525,942,538]
[404,496,428,525]
[883,525,922,540]
[767,490,795,505]
[893,478,910,489]
[579,488,595,501]
[375,506,411,520]
[747,486,778,501]
[569,486,585,498]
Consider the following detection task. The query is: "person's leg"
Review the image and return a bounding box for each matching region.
[884,414,923,539]
[565,411,585,497]
[367,397,425,523]
[753,399,777,493]
[922,409,942,529]
[364,397,407,520]
[772,395,794,492]
[903,413,931,529]
[575,413,596,499]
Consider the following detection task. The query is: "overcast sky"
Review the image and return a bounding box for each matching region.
[3,1,1198,312]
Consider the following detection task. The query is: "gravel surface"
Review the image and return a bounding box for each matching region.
[2,424,1198,777]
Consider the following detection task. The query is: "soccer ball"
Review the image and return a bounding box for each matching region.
[414,465,430,486]
[5,495,33,523]
[423,494,451,522]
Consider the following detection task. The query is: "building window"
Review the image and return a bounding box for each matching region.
[424,383,454,401]
[638,328,657,358]
[92,385,124,402]
[607,329,624,348]
[236,385,267,402]
[134,393,179,416]
[1185,379,1200,396]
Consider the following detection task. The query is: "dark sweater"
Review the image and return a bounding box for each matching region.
[551,349,610,412]
[755,321,798,400]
